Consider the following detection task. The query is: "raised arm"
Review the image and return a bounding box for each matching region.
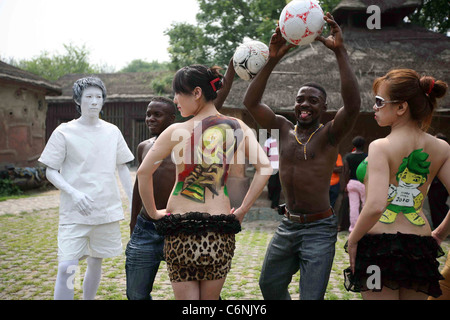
[243,27,295,129]
[214,58,235,111]
[316,13,361,143]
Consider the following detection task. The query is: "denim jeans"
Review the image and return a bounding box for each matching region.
[259,214,338,300]
[125,214,164,300]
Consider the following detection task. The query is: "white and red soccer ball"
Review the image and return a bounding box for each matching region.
[233,40,269,81]
[279,0,325,46]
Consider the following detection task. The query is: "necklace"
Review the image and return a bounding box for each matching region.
[294,124,323,160]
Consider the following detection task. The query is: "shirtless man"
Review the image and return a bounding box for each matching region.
[125,97,176,300]
[243,13,361,300]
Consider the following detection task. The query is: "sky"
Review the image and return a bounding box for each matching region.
[0,0,199,71]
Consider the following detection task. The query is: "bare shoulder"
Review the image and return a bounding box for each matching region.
[426,133,450,161]
[275,114,293,131]
[437,138,450,154]
[369,137,389,148]
[137,137,157,152]
[159,122,187,140]
[166,122,185,131]
[367,138,391,158]
[234,118,250,130]
[138,137,156,148]
[136,137,156,163]
[429,133,450,150]
[234,118,260,141]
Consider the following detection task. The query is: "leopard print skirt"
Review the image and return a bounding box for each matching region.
[155,212,241,282]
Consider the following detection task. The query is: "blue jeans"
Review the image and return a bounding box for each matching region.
[259,214,338,300]
[125,214,164,300]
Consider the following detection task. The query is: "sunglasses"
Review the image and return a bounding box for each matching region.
[374,96,401,110]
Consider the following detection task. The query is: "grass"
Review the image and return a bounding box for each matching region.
[0,205,448,300]
[0,184,55,202]
[0,195,27,202]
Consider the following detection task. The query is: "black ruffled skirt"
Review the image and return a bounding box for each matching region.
[154,212,241,236]
[343,232,445,298]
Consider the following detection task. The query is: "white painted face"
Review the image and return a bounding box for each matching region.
[80,86,103,118]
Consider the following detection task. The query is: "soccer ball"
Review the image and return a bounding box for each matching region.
[279,0,325,46]
[233,40,269,81]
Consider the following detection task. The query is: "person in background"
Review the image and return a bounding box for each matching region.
[329,153,343,209]
[427,133,450,301]
[427,133,449,229]
[125,97,176,300]
[343,136,367,232]
[428,209,450,300]
[264,133,281,209]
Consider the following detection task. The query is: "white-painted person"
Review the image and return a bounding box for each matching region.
[39,77,134,300]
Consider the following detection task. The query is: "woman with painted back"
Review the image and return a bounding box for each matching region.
[344,69,449,300]
[137,64,272,300]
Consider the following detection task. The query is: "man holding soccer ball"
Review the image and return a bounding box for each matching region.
[243,12,361,300]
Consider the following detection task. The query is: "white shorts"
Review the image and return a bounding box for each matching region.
[57,221,122,261]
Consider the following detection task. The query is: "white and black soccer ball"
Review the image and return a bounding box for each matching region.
[233,40,269,81]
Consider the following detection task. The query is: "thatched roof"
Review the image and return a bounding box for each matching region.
[46,71,170,103]
[224,23,450,113]
[333,0,422,28]
[333,0,421,14]
[0,61,61,96]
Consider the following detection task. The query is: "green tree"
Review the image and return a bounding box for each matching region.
[119,59,171,73]
[195,0,287,67]
[195,0,257,67]
[15,43,98,81]
[408,0,449,34]
[250,0,290,44]
[165,0,341,68]
[165,0,288,68]
[151,73,174,94]
[165,22,211,70]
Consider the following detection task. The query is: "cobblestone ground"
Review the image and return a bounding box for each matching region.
[0,184,448,300]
